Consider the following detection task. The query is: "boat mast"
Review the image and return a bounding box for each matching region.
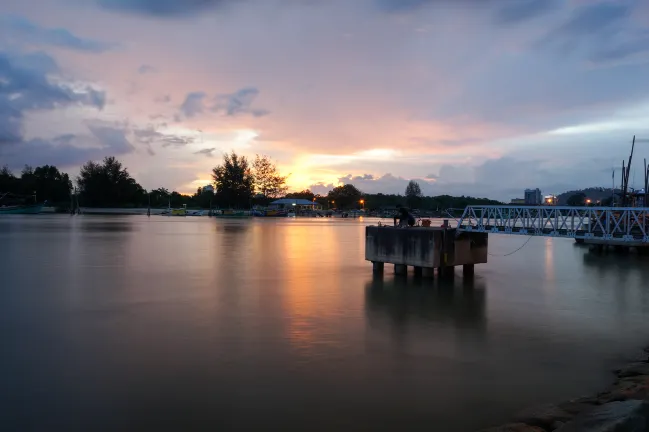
[622,136,635,207]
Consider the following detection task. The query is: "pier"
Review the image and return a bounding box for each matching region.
[365,225,488,277]
[366,205,649,275]
[456,205,649,249]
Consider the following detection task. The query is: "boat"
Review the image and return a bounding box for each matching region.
[0,203,44,215]
[160,201,187,216]
[0,193,44,215]
[160,208,187,216]
[214,210,249,218]
[251,208,288,217]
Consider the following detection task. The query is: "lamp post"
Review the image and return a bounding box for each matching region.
[360,199,364,210]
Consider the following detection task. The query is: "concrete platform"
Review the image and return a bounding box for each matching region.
[365,226,488,276]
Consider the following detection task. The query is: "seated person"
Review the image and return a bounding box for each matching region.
[394,207,416,227]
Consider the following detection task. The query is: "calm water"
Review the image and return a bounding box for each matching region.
[3,215,649,431]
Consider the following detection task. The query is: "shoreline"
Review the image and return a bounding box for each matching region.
[479,345,649,431]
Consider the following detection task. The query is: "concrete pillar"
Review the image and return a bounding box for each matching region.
[372,262,384,273]
[439,266,455,279]
[394,264,407,275]
[413,266,423,276]
[422,267,435,278]
[463,264,475,277]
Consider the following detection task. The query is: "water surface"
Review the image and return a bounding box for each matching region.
[2,215,649,431]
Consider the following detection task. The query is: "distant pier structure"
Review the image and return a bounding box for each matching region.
[456,205,649,251]
[365,225,488,278]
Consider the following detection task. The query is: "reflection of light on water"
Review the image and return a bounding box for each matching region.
[544,238,554,283]
[281,224,333,354]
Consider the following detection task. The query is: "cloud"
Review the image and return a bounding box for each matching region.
[0,50,105,146]
[177,88,268,119]
[0,15,114,52]
[95,0,231,17]
[194,148,217,157]
[155,95,171,104]
[138,64,157,74]
[534,2,634,58]
[558,3,630,36]
[0,50,116,168]
[212,87,269,117]
[338,174,375,182]
[376,0,559,23]
[132,126,196,148]
[95,0,562,25]
[179,92,206,118]
[87,124,136,154]
[1,126,136,169]
[8,0,649,196]
[495,0,559,24]
[524,2,649,65]
[589,36,649,63]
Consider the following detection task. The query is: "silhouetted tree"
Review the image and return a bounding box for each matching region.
[327,184,362,209]
[405,180,422,209]
[567,192,587,207]
[149,187,170,207]
[285,189,315,201]
[0,166,18,195]
[77,156,146,207]
[252,154,288,198]
[20,165,71,204]
[192,186,215,209]
[212,151,254,208]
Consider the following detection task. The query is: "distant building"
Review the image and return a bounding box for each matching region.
[510,198,525,205]
[544,194,557,205]
[269,198,322,210]
[202,185,214,193]
[524,188,542,205]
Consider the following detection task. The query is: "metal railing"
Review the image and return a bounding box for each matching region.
[456,206,649,242]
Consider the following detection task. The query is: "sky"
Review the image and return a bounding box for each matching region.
[1,0,648,200]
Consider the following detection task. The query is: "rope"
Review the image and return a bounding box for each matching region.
[488,235,535,257]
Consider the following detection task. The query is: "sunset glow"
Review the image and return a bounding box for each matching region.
[1,0,649,200]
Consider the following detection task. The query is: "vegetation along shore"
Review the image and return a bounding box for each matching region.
[1,151,500,212]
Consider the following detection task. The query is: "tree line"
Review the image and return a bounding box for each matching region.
[1,152,502,210]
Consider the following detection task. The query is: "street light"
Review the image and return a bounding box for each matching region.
[360,199,364,210]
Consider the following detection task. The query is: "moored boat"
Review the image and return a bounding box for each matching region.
[0,193,44,215]
[214,210,249,218]
[251,208,288,217]
[0,203,45,215]
[160,201,187,216]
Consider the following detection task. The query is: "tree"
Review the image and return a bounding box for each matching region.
[327,184,362,209]
[24,165,72,204]
[252,154,288,199]
[285,189,315,201]
[192,186,215,209]
[150,187,170,207]
[212,151,254,208]
[0,166,18,194]
[77,156,146,207]
[567,192,586,207]
[405,180,422,209]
